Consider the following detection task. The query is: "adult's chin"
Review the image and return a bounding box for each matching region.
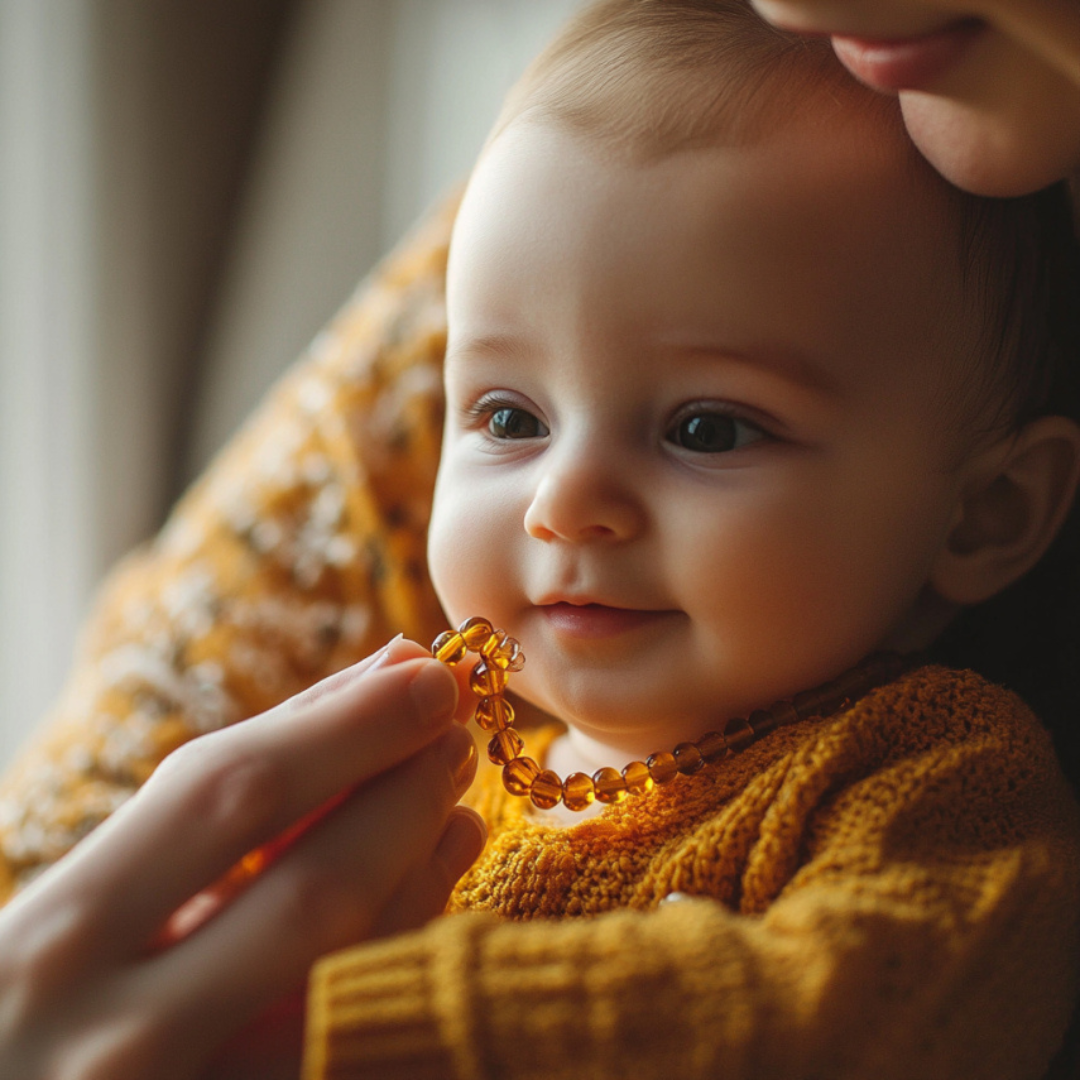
[900,90,1080,196]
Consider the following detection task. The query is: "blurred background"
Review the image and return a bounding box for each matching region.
[0,0,582,767]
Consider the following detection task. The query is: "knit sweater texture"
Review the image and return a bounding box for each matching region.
[0,196,1077,1079]
[304,664,1080,1080]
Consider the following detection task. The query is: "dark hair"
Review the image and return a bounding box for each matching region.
[930,182,1080,795]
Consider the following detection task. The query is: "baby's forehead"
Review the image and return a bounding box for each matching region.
[456,0,1060,452]
[454,113,983,399]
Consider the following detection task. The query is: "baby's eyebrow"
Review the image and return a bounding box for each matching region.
[446,332,536,366]
[449,332,839,399]
[680,342,840,398]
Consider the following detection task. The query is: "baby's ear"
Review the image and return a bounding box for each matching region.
[931,415,1080,605]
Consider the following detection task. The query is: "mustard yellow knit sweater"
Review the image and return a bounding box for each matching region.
[303,665,1080,1080]
[1,197,1078,1080]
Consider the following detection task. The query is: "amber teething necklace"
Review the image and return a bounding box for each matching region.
[431,616,911,813]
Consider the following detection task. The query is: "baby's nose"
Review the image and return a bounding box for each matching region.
[523,447,646,543]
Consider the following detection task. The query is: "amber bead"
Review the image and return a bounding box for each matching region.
[622,760,654,796]
[432,630,468,665]
[874,652,907,682]
[647,750,679,785]
[696,730,727,764]
[829,668,870,709]
[593,767,628,804]
[672,742,704,775]
[792,684,838,720]
[563,772,596,811]
[747,709,778,738]
[480,631,524,672]
[479,629,506,658]
[769,701,798,729]
[469,659,509,697]
[488,728,525,766]
[530,769,564,810]
[503,757,541,796]
[474,695,515,731]
[460,616,495,649]
[723,716,754,752]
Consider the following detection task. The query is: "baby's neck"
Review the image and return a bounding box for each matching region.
[505,695,687,826]
[539,730,614,824]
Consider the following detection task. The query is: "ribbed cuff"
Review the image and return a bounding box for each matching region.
[303,916,492,1080]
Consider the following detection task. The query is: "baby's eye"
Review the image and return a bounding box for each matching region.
[490,406,548,440]
[666,411,763,453]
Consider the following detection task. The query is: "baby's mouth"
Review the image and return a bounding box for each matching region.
[538,601,675,639]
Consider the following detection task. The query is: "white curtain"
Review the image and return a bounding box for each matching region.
[1,0,100,768]
[0,0,582,768]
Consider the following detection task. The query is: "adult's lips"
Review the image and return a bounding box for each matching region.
[830,17,987,92]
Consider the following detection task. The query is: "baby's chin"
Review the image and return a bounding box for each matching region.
[508,670,733,756]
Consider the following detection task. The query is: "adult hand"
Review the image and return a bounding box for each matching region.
[0,636,485,1080]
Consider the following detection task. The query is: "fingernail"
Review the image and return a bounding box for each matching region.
[409,662,458,726]
[368,634,405,672]
[441,729,478,791]
[437,810,487,880]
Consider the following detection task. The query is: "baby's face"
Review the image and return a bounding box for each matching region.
[429,102,985,756]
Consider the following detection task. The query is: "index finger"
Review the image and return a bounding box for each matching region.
[54,638,461,951]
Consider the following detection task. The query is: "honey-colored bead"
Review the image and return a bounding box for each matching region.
[530,769,563,810]
[479,631,524,672]
[622,760,654,795]
[479,629,505,656]
[459,616,495,649]
[769,701,798,729]
[747,709,778,737]
[488,728,525,766]
[696,730,727,763]
[503,757,541,796]
[647,751,679,785]
[674,742,704,774]
[592,767,628,804]
[469,660,509,697]
[474,694,515,731]
[872,652,907,683]
[792,684,838,720]
[562,772,596,811]
[723,717,754,752]
[828,668,871,709]
[432,631,468,665]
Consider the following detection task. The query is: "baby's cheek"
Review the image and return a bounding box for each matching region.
[427,473,509,624]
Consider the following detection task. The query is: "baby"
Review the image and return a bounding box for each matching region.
[2,1,1078,1078]
[429,0,1080,813]
[356,0,1080,1075]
